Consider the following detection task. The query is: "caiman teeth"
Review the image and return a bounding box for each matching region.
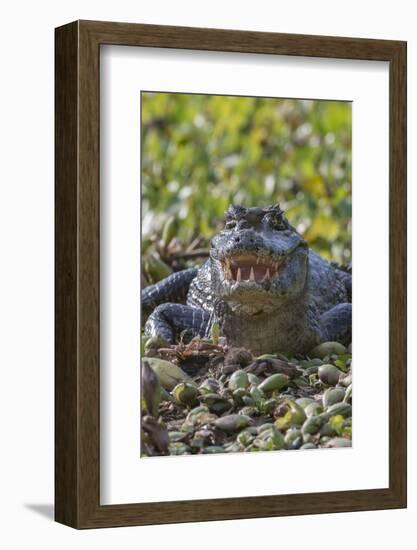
[262,267,271,281]
[224,258,232,279]
[222,254,281,283]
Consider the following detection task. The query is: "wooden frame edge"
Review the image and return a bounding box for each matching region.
[55,20,79,528]
[388,39,407,510]
[55,20,407,529]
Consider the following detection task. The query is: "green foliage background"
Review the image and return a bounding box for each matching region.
[141,92,351,271]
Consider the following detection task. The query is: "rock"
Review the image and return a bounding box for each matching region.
[318,364,341,386]
[198,393,232,415]
[300,442,317,450]
[311,342,347,359]
[144,335,170,355]
[322,387,345,408]
[325,437,352,448]
[295,397,316,409]
[325,402,352,418]
[285,428,303,450]
[143,357,191,390]
[258,373,289,393]
[304,401,323,417]
[172,382,199,408]
[214,414,253,434]
[274,399,306,430]
[141,360,161,416]
[302,415,325,435]
[228,369,250,391]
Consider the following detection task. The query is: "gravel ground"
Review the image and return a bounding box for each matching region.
[141,336,352,457]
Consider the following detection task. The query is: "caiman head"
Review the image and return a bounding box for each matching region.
[210,204,309,316]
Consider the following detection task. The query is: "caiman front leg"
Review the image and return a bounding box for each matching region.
[142,267,198,320]
[320,303,352,346]
[144,303,211,344]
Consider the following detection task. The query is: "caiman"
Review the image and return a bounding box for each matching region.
[142,204,351,355]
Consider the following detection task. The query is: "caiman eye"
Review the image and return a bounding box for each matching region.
[265,213,287,230]
[225,220,237,230]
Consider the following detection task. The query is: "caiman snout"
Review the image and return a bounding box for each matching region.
[231,229,262,247]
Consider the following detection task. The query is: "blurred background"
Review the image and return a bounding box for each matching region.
[141,92,351,286]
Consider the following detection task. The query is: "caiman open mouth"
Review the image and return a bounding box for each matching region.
[221,253,283,283]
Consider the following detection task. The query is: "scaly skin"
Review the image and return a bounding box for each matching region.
[143,204,351,355]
